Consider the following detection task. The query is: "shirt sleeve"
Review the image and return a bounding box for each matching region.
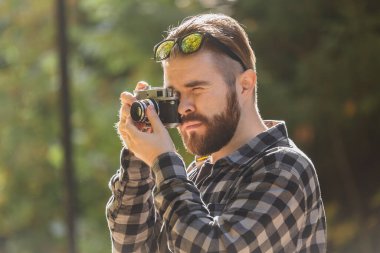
[151,152,307,252]
[106,148,161,253]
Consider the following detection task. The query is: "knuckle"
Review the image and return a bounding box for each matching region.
[121,91,133,97]
[119,105,129,118]
[136,81,149,90]
[120,92,135,103]
[118,122,124,132]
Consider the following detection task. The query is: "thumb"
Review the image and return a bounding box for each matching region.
[146,105,165,132]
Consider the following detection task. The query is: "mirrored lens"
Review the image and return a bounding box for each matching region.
[181,33,203,54]
[155,40,175,61]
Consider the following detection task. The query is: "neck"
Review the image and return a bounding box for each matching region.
[210,109,267,164]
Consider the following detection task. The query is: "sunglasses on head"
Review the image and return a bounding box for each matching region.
[153,32,248,70]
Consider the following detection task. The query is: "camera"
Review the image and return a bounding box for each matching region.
[130,86,181,128]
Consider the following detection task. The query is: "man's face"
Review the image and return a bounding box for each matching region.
[163,51,241,156]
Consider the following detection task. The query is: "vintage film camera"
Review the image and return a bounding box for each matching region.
[130,86,181,128]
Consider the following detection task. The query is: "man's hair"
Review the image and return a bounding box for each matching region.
[165,13,256,72]
[163,13,257,102]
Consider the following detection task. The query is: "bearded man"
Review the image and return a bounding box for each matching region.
[106,13,327,253]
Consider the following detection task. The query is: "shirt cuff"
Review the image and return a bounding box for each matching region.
[120,148,151,181]
[151,152,187,185]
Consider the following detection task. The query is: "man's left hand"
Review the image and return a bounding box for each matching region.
[122,104,176,167]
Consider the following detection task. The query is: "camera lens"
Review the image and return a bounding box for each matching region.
[130,99,159,123]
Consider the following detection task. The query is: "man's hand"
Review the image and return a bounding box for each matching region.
[117,81,176,167]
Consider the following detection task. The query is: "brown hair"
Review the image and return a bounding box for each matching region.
[165,13,256,72]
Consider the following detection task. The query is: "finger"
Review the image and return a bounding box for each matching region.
[146,105,165,133]
[120,91,136,105]
[118,128,129,143]
[117,121,131,146]
[119,103,130,123]
[135,81,150,91]
[117,120,127,137]
[124,116,141,137]
[121,133,131,149]
[119,103,149,132]
[136,122,147,131]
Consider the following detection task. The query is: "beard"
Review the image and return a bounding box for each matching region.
[179,89,241,156]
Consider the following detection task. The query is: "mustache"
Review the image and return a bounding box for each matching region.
[181,113,209,124]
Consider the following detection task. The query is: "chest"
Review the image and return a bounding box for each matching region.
[195,167,242,216]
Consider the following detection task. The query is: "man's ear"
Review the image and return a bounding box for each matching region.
[238,69,256,95]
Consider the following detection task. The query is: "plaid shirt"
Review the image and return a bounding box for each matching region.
[106,121,327,253]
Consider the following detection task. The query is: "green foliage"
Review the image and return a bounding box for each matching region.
[0,0,379,252]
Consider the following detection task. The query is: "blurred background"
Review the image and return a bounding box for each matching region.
[0,0,379,252]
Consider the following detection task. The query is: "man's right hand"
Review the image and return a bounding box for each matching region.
[117,80,176,166]
[117,81,150,149]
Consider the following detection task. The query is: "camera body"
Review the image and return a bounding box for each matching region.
[130,86,181,128]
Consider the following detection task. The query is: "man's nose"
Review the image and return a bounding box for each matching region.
[178,96,195,116]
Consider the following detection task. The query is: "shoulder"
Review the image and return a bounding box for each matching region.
[262,145,315,175]
[258,143,314,175]
[239,144,318,191]
[257,145,321,204]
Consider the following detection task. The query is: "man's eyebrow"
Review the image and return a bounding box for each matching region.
[183,80,210,88]
[165,80,210,90]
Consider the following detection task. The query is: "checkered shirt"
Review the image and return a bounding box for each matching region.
[106,121,327,252]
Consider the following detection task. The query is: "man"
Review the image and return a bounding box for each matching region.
[106,13,327,253]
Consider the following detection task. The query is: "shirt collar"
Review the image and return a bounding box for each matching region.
[221,120,290,166]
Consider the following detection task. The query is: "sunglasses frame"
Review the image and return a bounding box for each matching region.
[153,32,248,71]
